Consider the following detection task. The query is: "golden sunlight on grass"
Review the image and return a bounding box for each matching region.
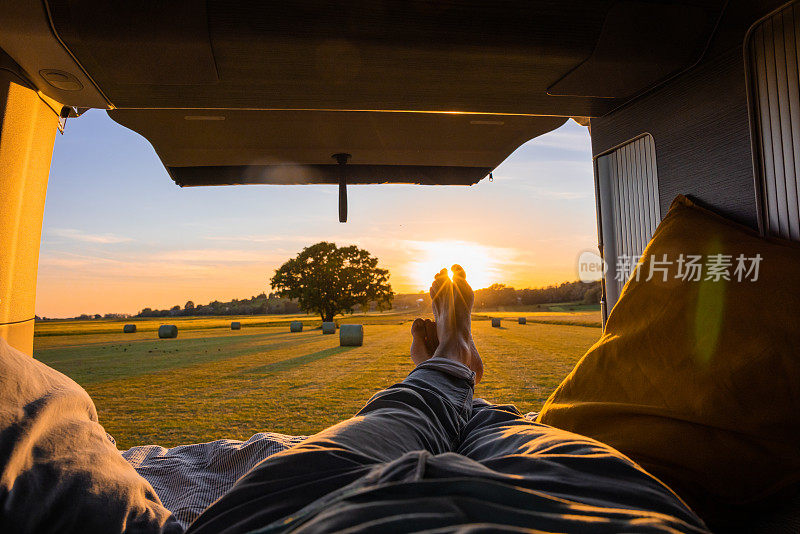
[34,313,599,448]
[404,240,514,290]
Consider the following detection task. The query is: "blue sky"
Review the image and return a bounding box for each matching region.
[36,111,596,317]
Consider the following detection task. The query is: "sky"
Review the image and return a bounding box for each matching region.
[36,111,597,318]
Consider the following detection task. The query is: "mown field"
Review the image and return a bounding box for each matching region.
[33,307,602,450]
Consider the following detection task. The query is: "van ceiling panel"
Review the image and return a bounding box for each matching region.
[0,0,107,107]
[548,1,711,98]
[167,165,495,188]
[47,0,218,86]
[44,0,725,116]
[108,109,567,186]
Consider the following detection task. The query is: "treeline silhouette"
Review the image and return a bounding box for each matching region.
[391,280,601,311]
[136,293,300,318]
[38,280,601,320]
[137,281,600,318]
[516,280,601,306]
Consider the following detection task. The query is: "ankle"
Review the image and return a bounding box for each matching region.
[432,338,472,366]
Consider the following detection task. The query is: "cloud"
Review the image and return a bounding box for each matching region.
[151,248,286,263]
[528,130,593,152]
[490,158,594,200]
[494,159,592,178]
[201,234,396,256]
[49,228,132,244]
[40,246,288,271]
[202,234,343,247]
[513,187,591,200]
[204,235,303,244]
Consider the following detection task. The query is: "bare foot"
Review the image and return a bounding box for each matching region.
[410,318,438,366]
[428,265,484,383]
[450,264,483,383]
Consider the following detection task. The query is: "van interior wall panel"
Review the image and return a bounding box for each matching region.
[591,47,759,229]
[597,135,660,308]
[748,2,800,241]
[0,73,58,356]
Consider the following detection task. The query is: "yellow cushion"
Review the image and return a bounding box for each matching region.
[537,195,800,524]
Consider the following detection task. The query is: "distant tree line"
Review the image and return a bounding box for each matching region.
[392,280,602,311]
[37,313,133,321]
[136,293,301,318]
[479,280,602,308]
[37,280,601,321]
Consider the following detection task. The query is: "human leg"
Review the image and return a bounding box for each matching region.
[456,399,704,526]
[187,268,481,534]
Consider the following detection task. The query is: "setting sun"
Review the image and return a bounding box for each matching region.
[403,240,514,290]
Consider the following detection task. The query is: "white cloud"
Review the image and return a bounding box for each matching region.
[204,235,301,244]
[49,228,132,244]
[151,248,285,263]
[514,187,591,200]
[529,130,592,152]
[37,248,278,280]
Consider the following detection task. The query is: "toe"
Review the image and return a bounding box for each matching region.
[429,268,451,299]
[411,317,426,338]
[411,318,433,365]
[451,265,470,293]
[424,319,439,353]
[451,264,473,302]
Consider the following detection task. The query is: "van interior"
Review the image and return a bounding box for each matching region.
[1,1,799,532]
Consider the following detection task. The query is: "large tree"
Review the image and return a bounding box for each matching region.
[270,242,393,322]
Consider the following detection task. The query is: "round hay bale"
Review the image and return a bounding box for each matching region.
[158,324,178,339]
[491,317,501,328]
[321,322,336,335]
[340,324,363,346]
[123,324,136,333]
[290,321,303,333]
[231,321,241,330]
[518,317,527,325]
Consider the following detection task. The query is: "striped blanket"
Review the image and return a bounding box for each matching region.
[121,413,541,529]
[122,433,308,529]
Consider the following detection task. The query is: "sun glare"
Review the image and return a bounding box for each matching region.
[405,240,507,290]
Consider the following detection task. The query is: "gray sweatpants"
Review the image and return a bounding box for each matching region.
[187,358,708,533]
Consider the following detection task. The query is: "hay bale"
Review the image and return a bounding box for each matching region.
[340,324,363,346]
[290,321,303,332]
[518,317,527,325]
[158,324,178,338]
[491,317,501,328]
[231,321,241,330]
[123,324,136,333]
[321,322,336,335]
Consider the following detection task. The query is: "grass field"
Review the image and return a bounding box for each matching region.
[33,307,601,450]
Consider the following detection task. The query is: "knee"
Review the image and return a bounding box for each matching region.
[468,402,524,427]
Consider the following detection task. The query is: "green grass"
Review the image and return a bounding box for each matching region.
[33,312,601,449]
[33,310,417,337]
[473,308,602,328]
